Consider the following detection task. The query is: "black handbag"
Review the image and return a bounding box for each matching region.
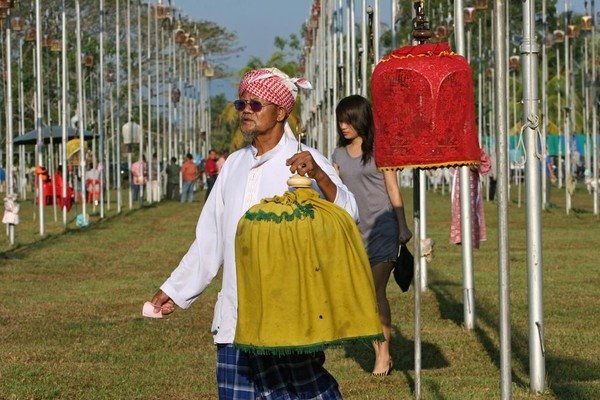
[393,244,414,292]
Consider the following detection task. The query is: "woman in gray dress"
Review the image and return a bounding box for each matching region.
[332,95,412,377]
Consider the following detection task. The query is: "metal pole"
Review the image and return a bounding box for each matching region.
[413,171,422,400]
[391,0,397,50]
[349,0,356,94]
[361,0,367,97]
[344,0,350,96]
[75,0,88,225]
[564,6,572,214]
[373,0,379,63]
[115,0,123,213]
[419,169,427,291]
[592,0,598,215]
[61,0,68,227]
[98,0,105,217]
[541,0,548,209]
[455,0,476,331]
[494,0,513,397]
[18,39,26,201]
[35,0,45,236]
[522,0,546,392]
[137,0,145,205]
[5,6,15,244]
[127,0,133,209]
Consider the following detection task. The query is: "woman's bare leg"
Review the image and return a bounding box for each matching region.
[371,260,395,375]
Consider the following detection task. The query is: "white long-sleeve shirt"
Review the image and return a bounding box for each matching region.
[160,127,358,344]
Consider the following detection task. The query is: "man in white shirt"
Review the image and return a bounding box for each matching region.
[148,68,357,399]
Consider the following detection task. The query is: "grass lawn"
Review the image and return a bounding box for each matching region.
[0,183,599,399]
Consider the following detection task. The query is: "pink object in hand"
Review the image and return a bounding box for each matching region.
[142,301,163,319]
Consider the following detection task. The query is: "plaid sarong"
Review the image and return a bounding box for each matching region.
[217,344,343,399]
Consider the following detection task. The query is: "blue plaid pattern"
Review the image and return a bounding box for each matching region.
[217,345,343,399]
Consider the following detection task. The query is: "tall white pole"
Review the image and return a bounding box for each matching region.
[61,0,68,227]
[494,1,513,397]
[344,0,350,96]
[541,0,548,209]
[522,0,546,391]
[564,5,572,214]
[115,0,123,213]
[5,6,15,243]
[373,0,379,63]
[455,0,476,331]
[592,0,598,215]
[127,0,133,209]
[361,0,367,97]
[18,38,25,201]
[75,0,88,225]
[137,0,144,205]
[35,0,45,235]
[349,0,356,94]
[99,0,106,217]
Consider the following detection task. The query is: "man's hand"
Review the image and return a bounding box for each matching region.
[150,289,176,315]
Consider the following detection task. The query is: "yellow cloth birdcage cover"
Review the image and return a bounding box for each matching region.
[234,187,383,355]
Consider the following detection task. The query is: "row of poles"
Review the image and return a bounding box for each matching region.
[1,0,213,243]
[297,0,600,398]
[298,0,600,212]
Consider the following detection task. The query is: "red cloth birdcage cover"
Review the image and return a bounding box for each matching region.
[371,42,481,170]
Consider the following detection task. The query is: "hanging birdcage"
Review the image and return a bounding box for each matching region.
[553,29,565,43]
[25,27,36,42]
[435,25,449,40]
[154,4,169,20]
[50,39,62,53]
[188,45,199,57]
[474,0,488,11]
[567,24,579,39]
[10,15,24,31]
[509,55,520,71]
[185,36,196,49]
[83,55,94,68]
[171,87,181,104]
[371,42,481,170]
[174,29,187,44]
[42,33,53,48]
[463,7,476,24]
[106,71,116,83]
[581,15,593,32]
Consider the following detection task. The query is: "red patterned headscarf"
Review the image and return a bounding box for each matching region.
[238,68,312,114]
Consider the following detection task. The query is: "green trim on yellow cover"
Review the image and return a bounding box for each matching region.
[234,333,386,356]
[243,202,315,223]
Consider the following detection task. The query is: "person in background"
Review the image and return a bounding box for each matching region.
[165,157,181,201]
[148,67,357,399]
[216,150,227,174]
[0,165,6,193]
[147,152,160,202]
[332,94,412,377]
[131,156,147,203]
[204,149,219,200]
[180,153,199,203]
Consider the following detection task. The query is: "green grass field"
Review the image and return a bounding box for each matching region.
[1,183,598,399]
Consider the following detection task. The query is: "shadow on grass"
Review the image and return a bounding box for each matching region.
[0,203,158,259]
[429,270,600,399]
[342,328,450,374]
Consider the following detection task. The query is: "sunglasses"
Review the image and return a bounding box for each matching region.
[233,99,275,112]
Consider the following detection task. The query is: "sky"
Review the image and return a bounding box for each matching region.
[175,0,314,99]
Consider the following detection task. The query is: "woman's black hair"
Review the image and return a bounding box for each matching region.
[335,94,374,165]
